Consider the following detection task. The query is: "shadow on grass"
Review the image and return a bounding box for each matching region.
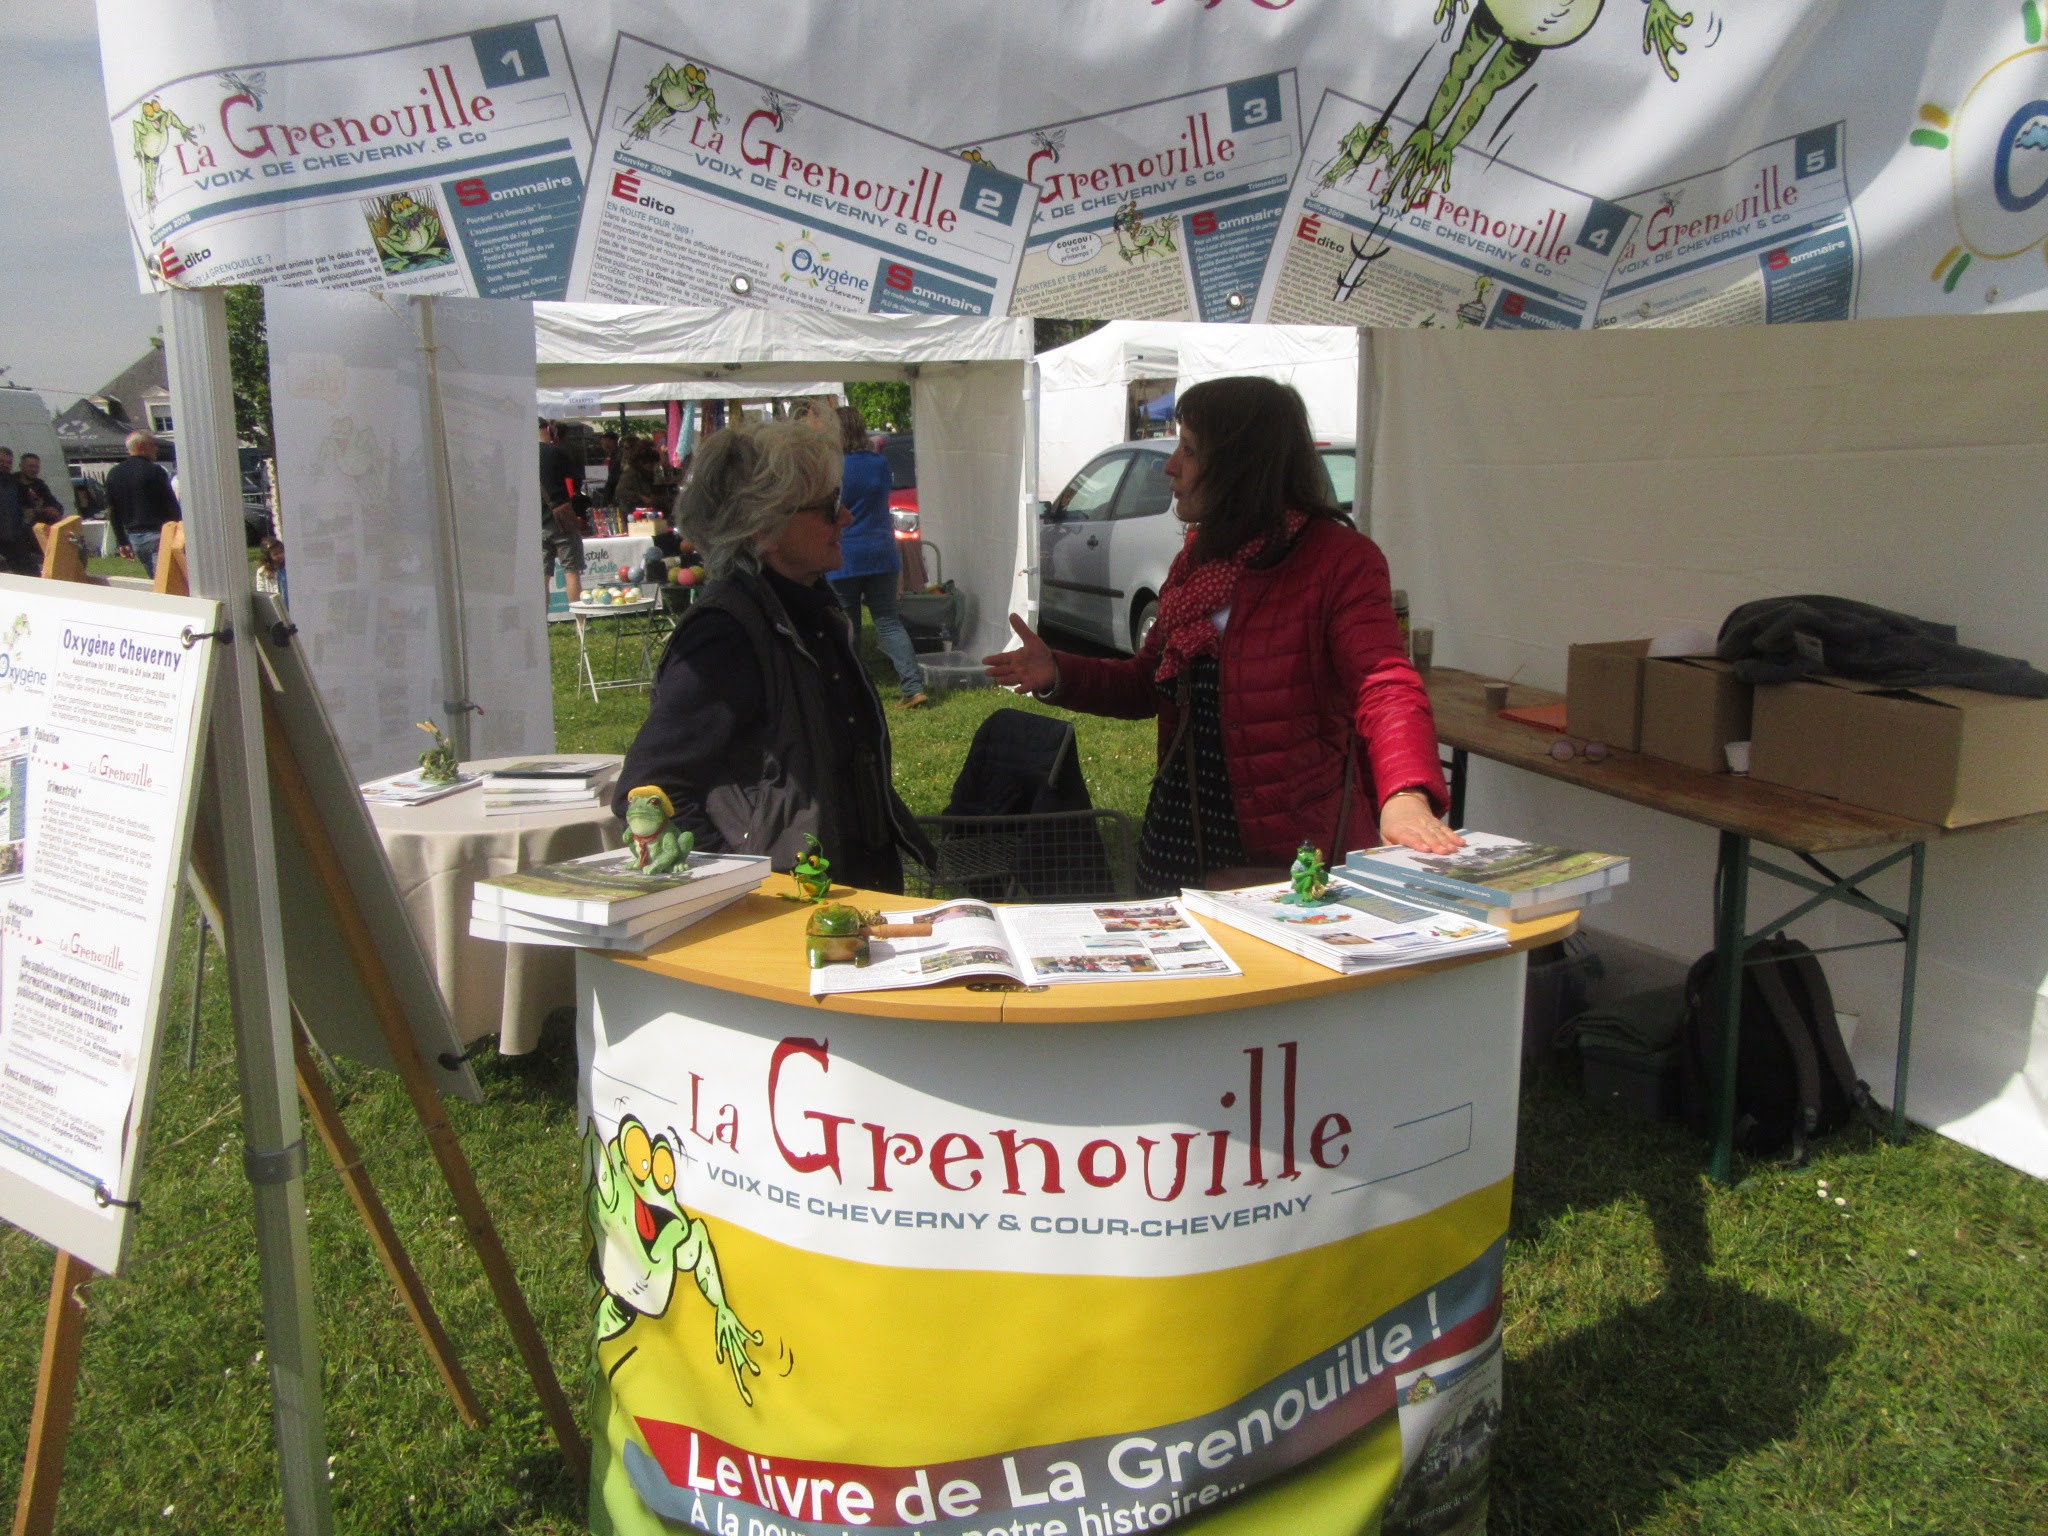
[1490,1071,1851,1535]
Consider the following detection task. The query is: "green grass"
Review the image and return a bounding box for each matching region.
[0,618,2042,1533]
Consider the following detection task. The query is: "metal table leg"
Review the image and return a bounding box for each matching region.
[1709,830,1751,1183]
[1892,841,1926,1141]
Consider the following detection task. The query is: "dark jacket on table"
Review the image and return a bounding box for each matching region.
[1051,517,1447,866]
[614,563,934,892]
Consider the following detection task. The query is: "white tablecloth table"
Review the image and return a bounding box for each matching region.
[367,755,622,1054]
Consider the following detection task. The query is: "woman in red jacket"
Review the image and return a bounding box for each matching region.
[985,376,1460,893]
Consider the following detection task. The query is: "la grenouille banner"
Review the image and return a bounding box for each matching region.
[97,0,2048,329]
[576,952,1523,1536]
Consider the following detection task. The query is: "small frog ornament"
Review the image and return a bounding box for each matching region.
[805,903,868,969]
[790,835,833,902]
[1282,842,1330,905]
[414,720,460,786]
[622,785,694,875]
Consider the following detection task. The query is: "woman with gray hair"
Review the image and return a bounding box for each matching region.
[615,420,933,892]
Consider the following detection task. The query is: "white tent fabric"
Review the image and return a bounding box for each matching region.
[536,304,1034,654]
[1369,314,2048,1179]
[269,289,555,780]
[1034,322,1359,503]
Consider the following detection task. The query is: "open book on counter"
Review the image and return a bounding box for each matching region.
[1180,881,1509,974]
[808,897,1242,998]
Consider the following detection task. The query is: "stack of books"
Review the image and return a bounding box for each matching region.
[1181,881,1509,974]
[1337,832,1629,924]
[360,768,480,807]
[469,848,771,952]
[479,757,621,817]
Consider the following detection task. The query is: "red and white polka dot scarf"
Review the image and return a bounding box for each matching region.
[1153,511,1308,687]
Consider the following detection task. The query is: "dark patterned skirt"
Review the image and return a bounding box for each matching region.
[1136,658,1245,895]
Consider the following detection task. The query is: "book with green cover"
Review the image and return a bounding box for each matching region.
[1344,832,1628,909]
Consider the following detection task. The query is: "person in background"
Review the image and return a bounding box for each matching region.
[615,420,932,892]
[538,417,584,604]
[610,434,662,514]
[105,430,181,576]
[593,429,623,506]
[828,405,927,710]
[984,376,1460,895]
[16,455,65,524]
[0,449,38,575]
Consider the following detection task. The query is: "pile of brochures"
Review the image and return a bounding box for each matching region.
[470,848,769,952]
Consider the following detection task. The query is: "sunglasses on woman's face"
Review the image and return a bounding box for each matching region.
[793,493,843,522]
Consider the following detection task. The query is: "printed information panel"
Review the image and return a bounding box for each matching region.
[577,948,1524,1535]
[0,578,220,1273]
[108,20,593,298]
[570,36,1034,316]
[1257,89,1636,331]
[957,74,1301,323]
[1597,124,1860,327]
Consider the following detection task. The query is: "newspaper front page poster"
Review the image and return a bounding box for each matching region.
[570,35,1034,316]
[0,578,221,1272]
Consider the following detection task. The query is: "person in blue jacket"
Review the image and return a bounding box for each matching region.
[828,406,927,708]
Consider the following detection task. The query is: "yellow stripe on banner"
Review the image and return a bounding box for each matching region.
[598,1177,1511,1466]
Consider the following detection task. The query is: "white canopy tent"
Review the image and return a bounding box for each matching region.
[536,303,1034,658]
[1372,313,2048,1179]
[1033,321,1360,504]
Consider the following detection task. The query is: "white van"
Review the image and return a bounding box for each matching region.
[0,392,78,517]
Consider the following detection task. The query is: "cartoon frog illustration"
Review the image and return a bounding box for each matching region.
[132,97,198,217]
[372,192,450,272]
[622,785,694,875]
[586,1116,764,1404]
[629,61,721,140]
[1331,0,1695,208]
[1113,201,1179,264]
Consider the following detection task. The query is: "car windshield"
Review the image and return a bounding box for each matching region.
[879,437,916,490]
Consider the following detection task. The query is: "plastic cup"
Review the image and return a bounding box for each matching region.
[1411,625,1434,673]
[1483,681,1509,712]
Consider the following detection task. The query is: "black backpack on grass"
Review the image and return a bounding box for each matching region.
[1677,935,1874,1163]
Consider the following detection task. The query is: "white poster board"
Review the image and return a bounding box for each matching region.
[0,575,221,1273]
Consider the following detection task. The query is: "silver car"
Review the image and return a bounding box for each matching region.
[1036,437,1356,654]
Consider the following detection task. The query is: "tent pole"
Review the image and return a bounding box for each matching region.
[162,286,336,1535]
[414,297,476,760]
[1355,325,1376,538]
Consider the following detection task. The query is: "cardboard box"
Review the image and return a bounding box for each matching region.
[1566,639,1652,751]
[1640,656,1752,774]
[1751,676,2048,826]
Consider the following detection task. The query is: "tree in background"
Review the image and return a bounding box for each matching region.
[846,380,910,433]
[845,321,1102,435]
[225,285,273,456]
[1034,318,1104,352]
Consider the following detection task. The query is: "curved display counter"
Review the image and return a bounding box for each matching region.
[576,889,1573,1536]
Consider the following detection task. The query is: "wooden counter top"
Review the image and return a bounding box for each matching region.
[611,884,1576,1023]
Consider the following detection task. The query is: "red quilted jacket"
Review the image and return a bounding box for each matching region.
[1052,518,1447,867]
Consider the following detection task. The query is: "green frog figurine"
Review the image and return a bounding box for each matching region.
[622,785,694,875]
[791,834,833,902]
[805,903,868,969]
[414,720,460,786]
[1282,842,1330,905]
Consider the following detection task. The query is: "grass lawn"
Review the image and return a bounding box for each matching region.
[0,614,2042,1533]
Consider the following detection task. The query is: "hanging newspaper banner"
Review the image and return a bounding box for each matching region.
[93,2,2048,329]
[955,73,1302,323]
[108,19,593,298]
[0,577,221,1274]
[577,949,1523,1535]
[569,35,1034,315]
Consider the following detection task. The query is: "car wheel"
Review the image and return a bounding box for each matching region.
[1131,595,1159,654]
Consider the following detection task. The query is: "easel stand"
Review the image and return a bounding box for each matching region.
[10,1256,91,1536]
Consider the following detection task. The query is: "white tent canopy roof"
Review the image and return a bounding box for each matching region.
[535,303,1032,387]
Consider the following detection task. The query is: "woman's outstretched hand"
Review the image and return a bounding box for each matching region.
[1378,792,1464,854]
[983,613,1059,695]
